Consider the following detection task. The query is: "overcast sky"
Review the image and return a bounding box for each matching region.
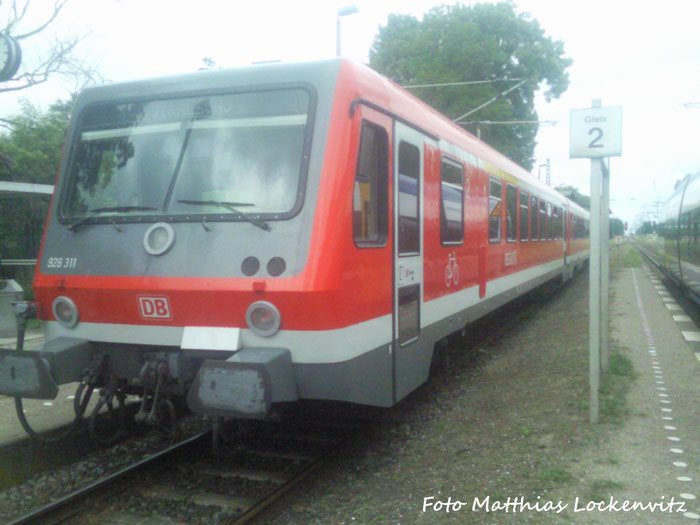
[3,0,699,227]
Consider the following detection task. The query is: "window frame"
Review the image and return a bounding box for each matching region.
[554,206,562,240]
[353,120,389,248]
[519,190,529,242]
[488,177,503,244]
[397,141,421,256]
[398,284,421,346]
[539,200,547,241]
[506,183,518,243]
[439,156,464,246]
[59,84,318,226]
[530,195,538,242]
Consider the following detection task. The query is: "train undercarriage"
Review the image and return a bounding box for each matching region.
[0,301,296,446]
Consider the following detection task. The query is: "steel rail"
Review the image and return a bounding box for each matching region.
[227,433,353,525]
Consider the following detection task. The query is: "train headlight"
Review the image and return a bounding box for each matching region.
[52,296,79,328]
[246,301,281,337]
[143,222,175,256]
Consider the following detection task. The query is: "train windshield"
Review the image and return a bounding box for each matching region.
[62,88,312,220]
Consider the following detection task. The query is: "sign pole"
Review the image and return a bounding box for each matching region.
[589,155,602,424]
[601,160,610,372]
[569,99,622,425]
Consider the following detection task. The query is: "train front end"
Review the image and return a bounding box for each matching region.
[0,60,346,428]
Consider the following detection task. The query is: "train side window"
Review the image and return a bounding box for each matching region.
[539,200,547,241]
[398,141,420,255]
[440,158,464,245]
[506,184,517,242]
[398,284,420,346]
[555,207,562,239]
[530,195,538,241]
[547,203,553,240]
[353,122,388,247]
[488,177,503,243]
[559,208,564,239]
[520,190,529,241]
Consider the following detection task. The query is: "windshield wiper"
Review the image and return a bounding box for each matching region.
[68,206,157,232]
[178,200,271,232]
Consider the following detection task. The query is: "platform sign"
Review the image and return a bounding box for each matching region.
[569,106,622,158]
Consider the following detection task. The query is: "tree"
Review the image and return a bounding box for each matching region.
[610,217,624,238]
[369,2,571,169]
[0,97,72,266]
[554,184,590,211]
[636,221,655,236]
[0,1,99,118]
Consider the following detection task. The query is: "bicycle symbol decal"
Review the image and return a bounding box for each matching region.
[445,252,459,287]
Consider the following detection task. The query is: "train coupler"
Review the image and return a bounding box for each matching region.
[132,360,178,437]
[0,338,92,399]
[186,348,297,419]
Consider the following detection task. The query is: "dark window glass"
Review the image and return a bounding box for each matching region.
[398,142,420,254]
[353,122,388,246]
[506,184,517,242]
[530,196,538,241]
[547,203,552,240]
[520,190,529,241]
[440,159,464,244]
[398,285,420,345]
[539,200,547,241]
[489,178,502,243]
[64,89,313,221]
[555,207,562,239]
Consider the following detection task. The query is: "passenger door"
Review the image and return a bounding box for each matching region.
[393,122,430,401]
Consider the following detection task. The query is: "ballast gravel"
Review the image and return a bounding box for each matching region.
[0,416,210,522]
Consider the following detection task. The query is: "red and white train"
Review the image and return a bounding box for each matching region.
[0,59,589,431]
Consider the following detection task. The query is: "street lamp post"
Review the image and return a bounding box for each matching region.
[336,5,359,57]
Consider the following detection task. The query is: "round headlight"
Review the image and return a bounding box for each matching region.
[52,296,79,328]
[143,222,175,256]
[246,301,281,337]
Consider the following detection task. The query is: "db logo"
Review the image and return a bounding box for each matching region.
[138,296,172,320]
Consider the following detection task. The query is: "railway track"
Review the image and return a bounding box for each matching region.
[7,431,210,525]
[6,409,368,525]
